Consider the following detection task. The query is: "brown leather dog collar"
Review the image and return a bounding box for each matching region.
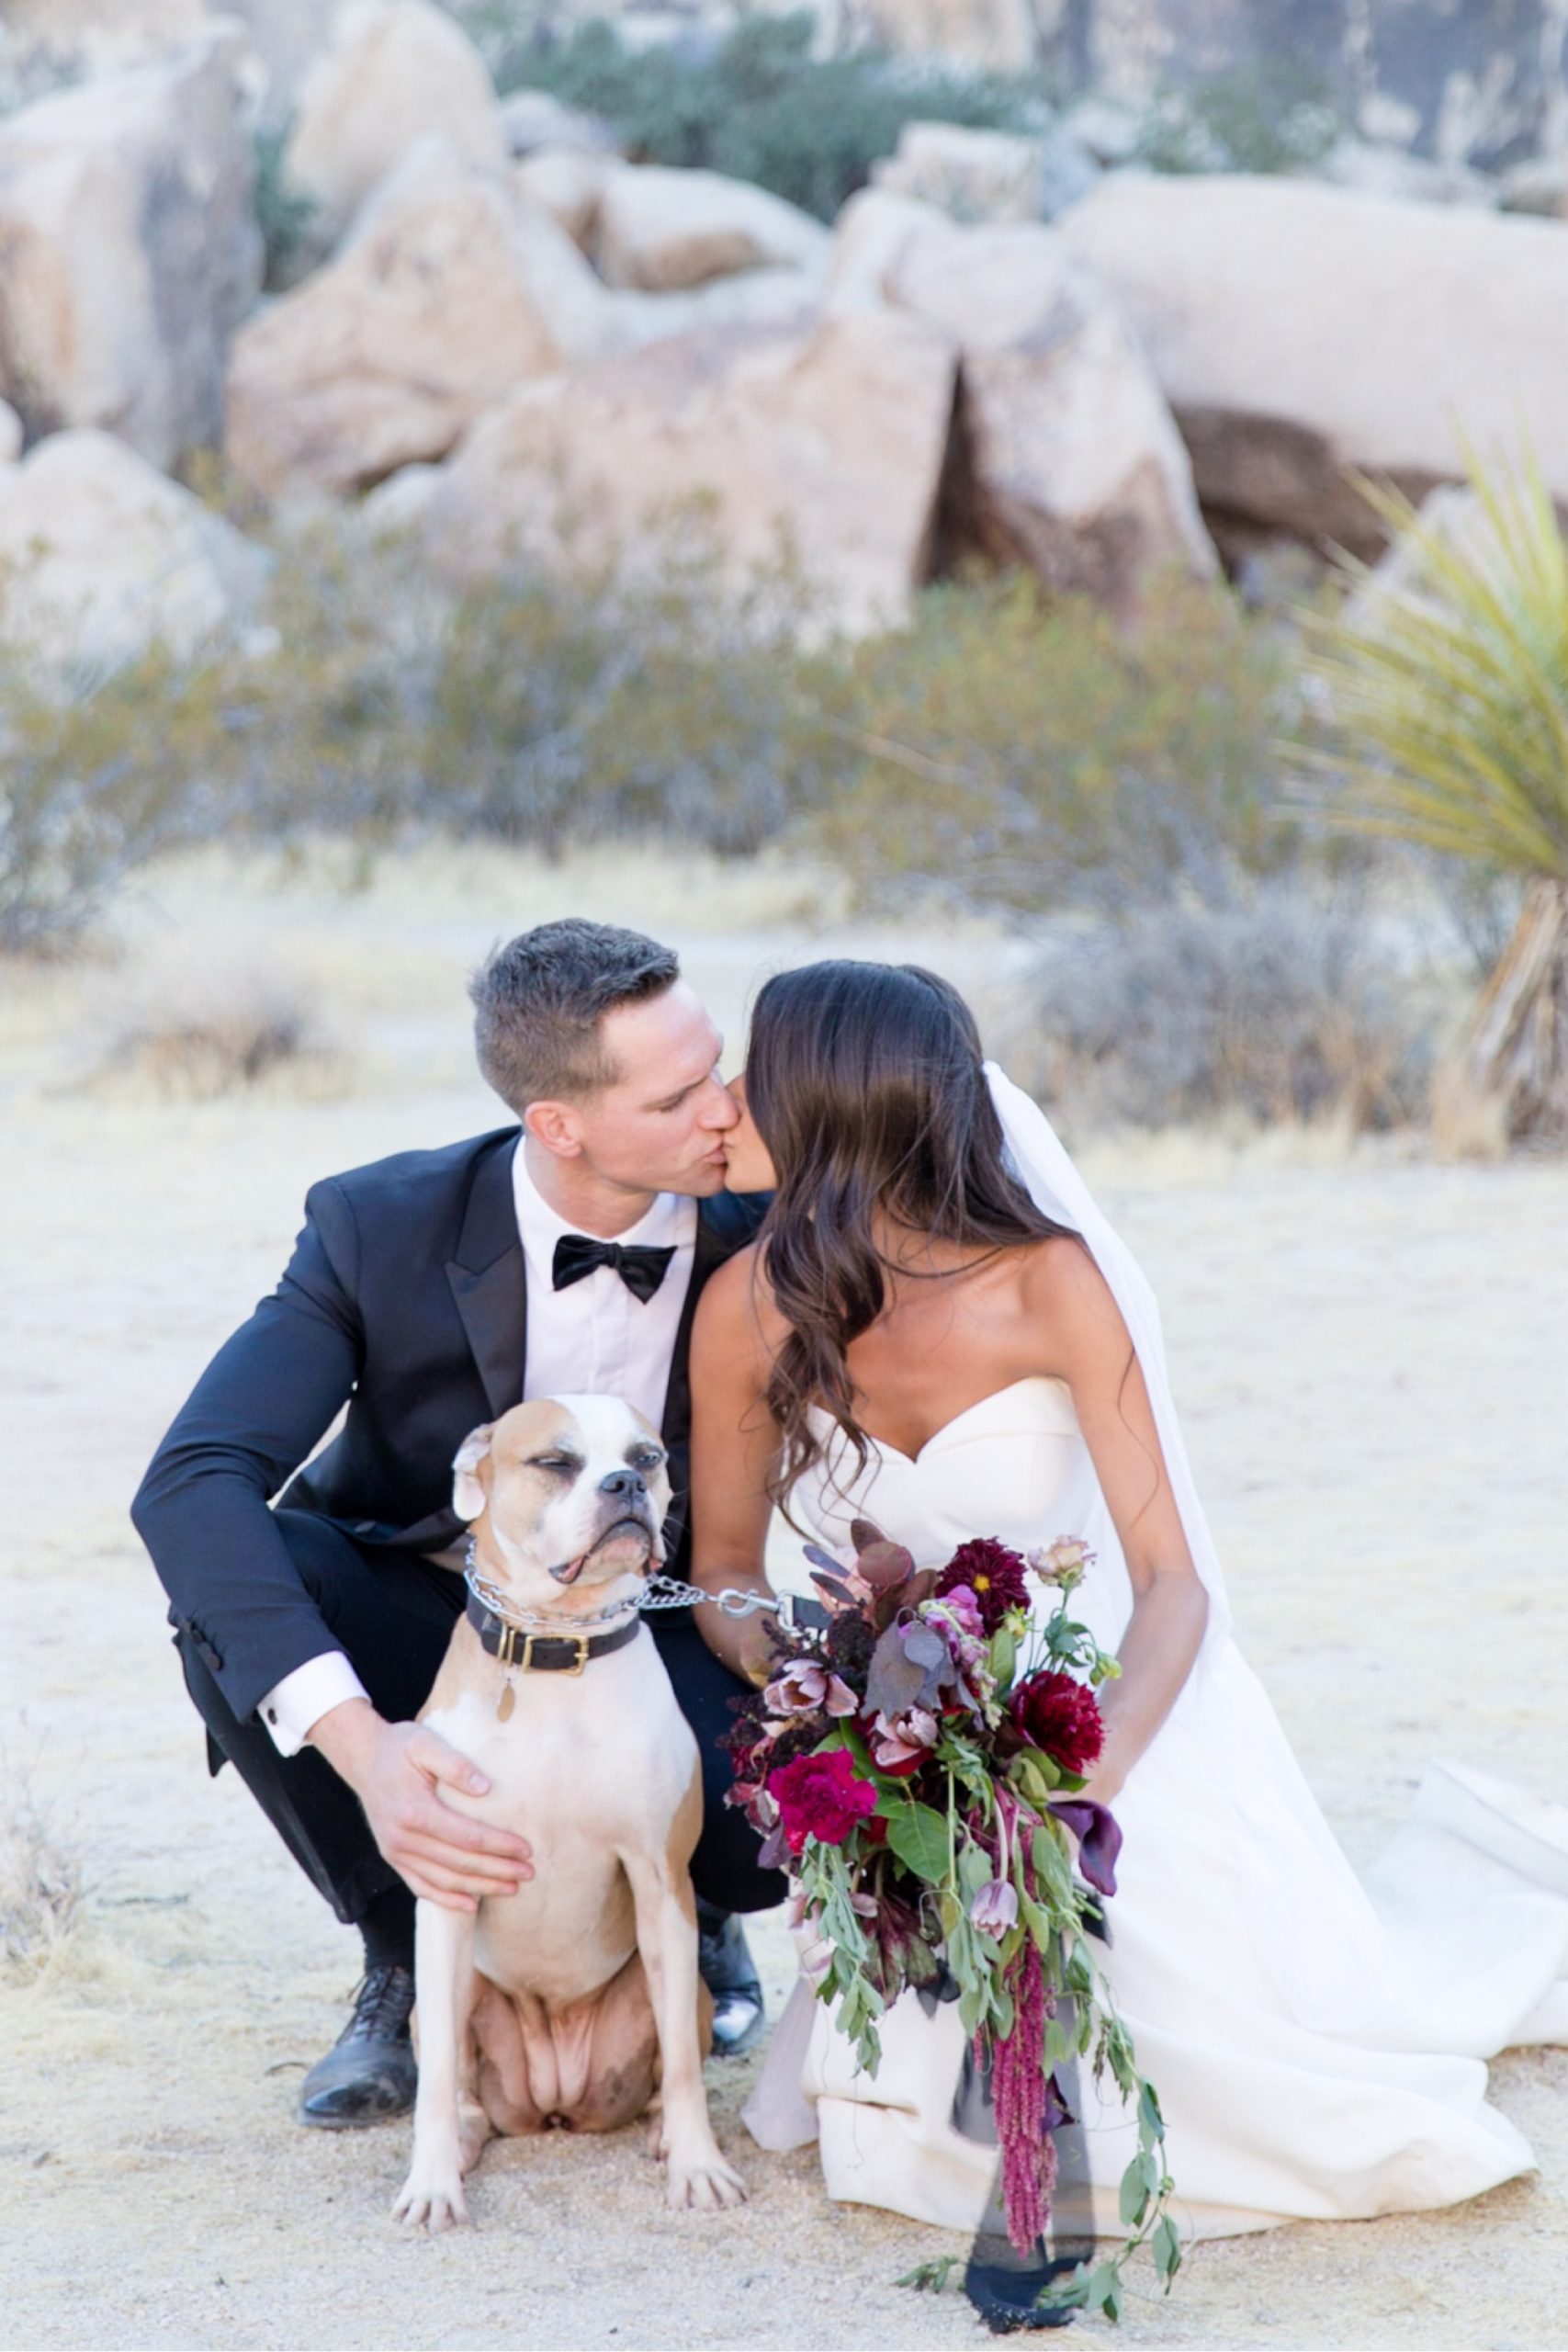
[464,1591,642,1677]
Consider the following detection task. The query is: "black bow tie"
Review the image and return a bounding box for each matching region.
[552,1232,676,1306]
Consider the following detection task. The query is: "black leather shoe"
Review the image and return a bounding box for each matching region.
[297,1963,417,2129]
[696,1907,765,2057]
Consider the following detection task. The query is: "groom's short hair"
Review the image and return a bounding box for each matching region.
[469,920,680,1110]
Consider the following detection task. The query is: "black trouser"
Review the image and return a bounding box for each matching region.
[176,1510,784,1929]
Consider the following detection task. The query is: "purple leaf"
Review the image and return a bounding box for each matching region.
[864,1621,926,1720]
[758,1820,790,1872]
[1047,1799,1123,1899]
[903,1622,961,1712]
[808,1569,858,1609]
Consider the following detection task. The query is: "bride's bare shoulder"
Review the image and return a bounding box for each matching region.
[1016,1230,1126,1360]
[693,1240,787,1375]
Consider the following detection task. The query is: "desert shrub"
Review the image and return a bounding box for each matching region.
[1021,888,1432,1133]
[1135,64,1339,175]
[85,940,348,1099]
[229,516,840,854]
[493,13,1048,220]
[421,541,842,853]
[820,570,1299,921]
[0,517,843,957]
[0,650,229,957]
[0,1776,83,1982]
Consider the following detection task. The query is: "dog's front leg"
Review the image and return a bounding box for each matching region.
[393,1899,477,2232]
[623,1849,747,2212]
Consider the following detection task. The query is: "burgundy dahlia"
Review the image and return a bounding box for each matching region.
[1010,1668,1104,1778]
[934,1539,1031,1633]
[767,1747,880,1855]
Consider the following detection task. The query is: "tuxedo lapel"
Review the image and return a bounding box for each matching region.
[445,1132,527,1421]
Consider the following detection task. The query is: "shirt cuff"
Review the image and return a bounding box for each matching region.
[258,1652,369,1758]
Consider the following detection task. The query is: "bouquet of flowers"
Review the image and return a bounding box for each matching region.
[726,1521,1181,2321]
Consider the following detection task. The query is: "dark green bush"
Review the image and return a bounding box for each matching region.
[252,124,321,291]
[1135,64,1339,175]
[496,13,1048,220]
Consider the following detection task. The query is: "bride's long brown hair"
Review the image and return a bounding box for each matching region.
[745,961,1077,1515]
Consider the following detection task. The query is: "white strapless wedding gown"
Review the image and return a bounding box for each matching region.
[743,1377,1568,2239]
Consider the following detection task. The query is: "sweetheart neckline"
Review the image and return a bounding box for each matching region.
[808,1374,1073,1469]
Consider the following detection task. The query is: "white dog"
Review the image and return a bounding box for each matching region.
[392,1394,747,2230]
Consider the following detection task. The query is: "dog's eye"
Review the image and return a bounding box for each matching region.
[628,1444,665,1473]
[530,1454,581,1476]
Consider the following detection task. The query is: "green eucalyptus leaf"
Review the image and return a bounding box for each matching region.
[1119,2154,1152,2228]
[886,1802,953,1884]
[1153,2212,1183,2284]
[957,1838,992,1897]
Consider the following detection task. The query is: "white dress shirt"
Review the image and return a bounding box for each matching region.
[258,1141,699,1756]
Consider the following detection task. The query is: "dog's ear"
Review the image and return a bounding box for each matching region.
[452,1423,495,1522]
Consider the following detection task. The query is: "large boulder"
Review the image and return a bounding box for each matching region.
[226,140,615,499]
[513,148,622,254]
[1059,174,1568,553]
[498,88,619,161]
[0,429,268,664]
[423,310,959,633]
[0,31,261,469]
[611,265,822,350]
[829,191,1216,614]
[282,0,505,251]
[594,165,830,291]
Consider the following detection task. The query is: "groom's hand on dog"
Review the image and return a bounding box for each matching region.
[310,1700,534,1910]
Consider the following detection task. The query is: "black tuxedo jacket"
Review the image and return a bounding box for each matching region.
[131,1125,768,1723]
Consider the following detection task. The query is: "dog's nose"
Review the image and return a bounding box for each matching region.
[599,1468,647,1501]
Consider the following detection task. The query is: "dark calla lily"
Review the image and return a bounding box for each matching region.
[1047,1797,1123,1899]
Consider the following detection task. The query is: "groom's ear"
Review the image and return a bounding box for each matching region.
[453,1423,495,1522]
[523,1099,584,1159]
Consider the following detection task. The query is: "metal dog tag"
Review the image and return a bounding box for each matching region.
[497,1679,515,1723]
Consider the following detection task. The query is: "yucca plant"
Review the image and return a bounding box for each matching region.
[1301,443,1568,1142]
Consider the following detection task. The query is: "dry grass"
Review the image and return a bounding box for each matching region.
[0,1771,83,1984]
[75,934,354,1102]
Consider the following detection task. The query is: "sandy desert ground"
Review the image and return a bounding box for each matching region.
[2,843,1565,2352]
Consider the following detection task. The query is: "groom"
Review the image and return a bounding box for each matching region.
[132,920,784,2126]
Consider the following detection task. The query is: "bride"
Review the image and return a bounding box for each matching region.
[687,957,1568,2259]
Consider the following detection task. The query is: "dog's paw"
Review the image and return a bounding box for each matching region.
[393,2169,471,2233]
[663,2144,748,2212]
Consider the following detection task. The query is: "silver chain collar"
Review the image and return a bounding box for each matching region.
[462,1543,782,1633]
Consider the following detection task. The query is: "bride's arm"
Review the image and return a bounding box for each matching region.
[1027,1240,1211,1805]
[686,1246,783,1684]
